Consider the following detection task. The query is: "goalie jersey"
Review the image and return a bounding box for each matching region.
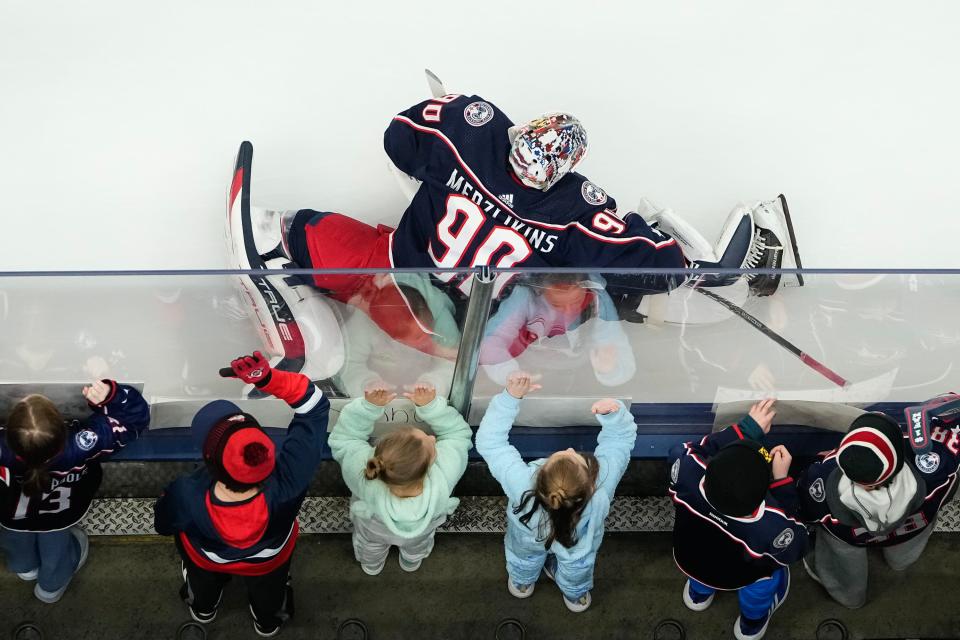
[0,382,150,531]
[383,94,685,293]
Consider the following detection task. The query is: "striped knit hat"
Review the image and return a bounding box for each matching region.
[837,412,905,486]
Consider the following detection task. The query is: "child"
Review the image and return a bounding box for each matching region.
[669,399,807,640]
[154,351,329,637]
[475,372,637,612]
[797,411,960,609]
[0,380,150,603]
[328,382,472,575]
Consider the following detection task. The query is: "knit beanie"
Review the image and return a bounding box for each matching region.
[705,439,771,517]
[838,412,905,486]
[192,400,276,486]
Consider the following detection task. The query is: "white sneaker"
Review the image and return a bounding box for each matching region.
[360,558,386,576]
[398,554,422,573]
[16,569,39,581]
[542,557,592,613]
[507,577,536,599]
[682,580,715,612]
[34,528,89,604]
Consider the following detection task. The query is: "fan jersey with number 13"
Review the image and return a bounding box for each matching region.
[383,94,684,295]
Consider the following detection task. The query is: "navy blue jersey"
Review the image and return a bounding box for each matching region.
[797,423,959,547]
[383,94,684,294]
[669,418,809,590]
[0,382,150,532]
[154,373,329,576]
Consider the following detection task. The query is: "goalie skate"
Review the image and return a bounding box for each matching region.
[745,194,803,296]
[226,141,308,375]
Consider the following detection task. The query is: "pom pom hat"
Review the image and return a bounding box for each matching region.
[837,412,905,487]
[192,400,276,486]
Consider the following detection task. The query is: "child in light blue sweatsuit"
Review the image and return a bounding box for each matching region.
[476,373,638,612]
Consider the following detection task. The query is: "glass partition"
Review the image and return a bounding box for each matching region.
[0,269,472,430]
[469,269,960,425]
[2,268,958,432]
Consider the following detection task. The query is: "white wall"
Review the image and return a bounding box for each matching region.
[1,1,958,271]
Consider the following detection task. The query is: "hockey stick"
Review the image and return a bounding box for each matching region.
[425,68,446,98]
[693,286,849,387]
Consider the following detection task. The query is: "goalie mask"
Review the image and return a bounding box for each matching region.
[508,113,587,191]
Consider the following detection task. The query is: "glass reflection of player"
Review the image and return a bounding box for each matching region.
[480,274,635,387]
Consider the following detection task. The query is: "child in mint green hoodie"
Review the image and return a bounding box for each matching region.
[329,382,473,575]
[476,372,638,613]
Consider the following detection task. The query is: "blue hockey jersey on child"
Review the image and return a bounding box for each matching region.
[383,94,684,291]
[669,418,809,590]
[0,381,150,532]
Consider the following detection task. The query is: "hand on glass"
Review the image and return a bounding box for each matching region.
[364,385,397,407]
[82,380,110,405]
[749,398,777,434]
[770,445,793,480]
[591,398,620,415]
[506,371,542,399]
[403,382,437,407]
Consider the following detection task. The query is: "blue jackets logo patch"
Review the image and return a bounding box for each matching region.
[808,477,825,503]
[464,101,494,127]
[581,181,608,206]
[773,528,795,550]
[75,429,98,451]
[915,452,940,474]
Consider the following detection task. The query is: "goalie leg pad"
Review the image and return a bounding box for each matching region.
[637,197,717,263]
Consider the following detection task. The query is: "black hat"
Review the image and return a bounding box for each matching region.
[705,439,771,517]
[838,412,905,486]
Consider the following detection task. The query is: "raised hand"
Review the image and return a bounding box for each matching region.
[365,385,397,407]
[506,371,542,399]
[82,380,111,405]
[591,398,620,415]
[770,445,793,480]
[222,351,273,386]
[748,398,777,434]
[403,382,437,407]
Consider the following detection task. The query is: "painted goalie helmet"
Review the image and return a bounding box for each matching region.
[508,113,588,191]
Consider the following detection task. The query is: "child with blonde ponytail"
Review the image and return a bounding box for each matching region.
[476,372,637,612]
[330,382,472,575]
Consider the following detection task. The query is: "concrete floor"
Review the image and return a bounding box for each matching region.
[2,533,959,640]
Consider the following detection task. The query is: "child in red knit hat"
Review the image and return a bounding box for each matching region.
[154,351,329,637]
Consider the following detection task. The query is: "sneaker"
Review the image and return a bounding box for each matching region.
[34,528,89,604]
[542,555,592,613]
[16,569,39,581]
[734,567,790,640]
[398,554,422,573]
[507,577,536,599]
[180,563,220,624]
[360,558,387,576]
[250,605,282,638]
[682,580,715,612]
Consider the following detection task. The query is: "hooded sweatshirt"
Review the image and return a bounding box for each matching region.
[329,396,472,538]
[475,391,637,566]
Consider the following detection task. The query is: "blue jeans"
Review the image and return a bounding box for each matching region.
[504,522,595,600]
[1,527,81,593]
[689,568,784,620]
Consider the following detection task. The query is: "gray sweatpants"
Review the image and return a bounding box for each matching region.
[808,521,936,609]
[350,512,447,570]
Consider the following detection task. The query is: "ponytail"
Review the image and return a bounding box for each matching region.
[5,395,66,497]
[513,453,600,549]
[365,455,385,480]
